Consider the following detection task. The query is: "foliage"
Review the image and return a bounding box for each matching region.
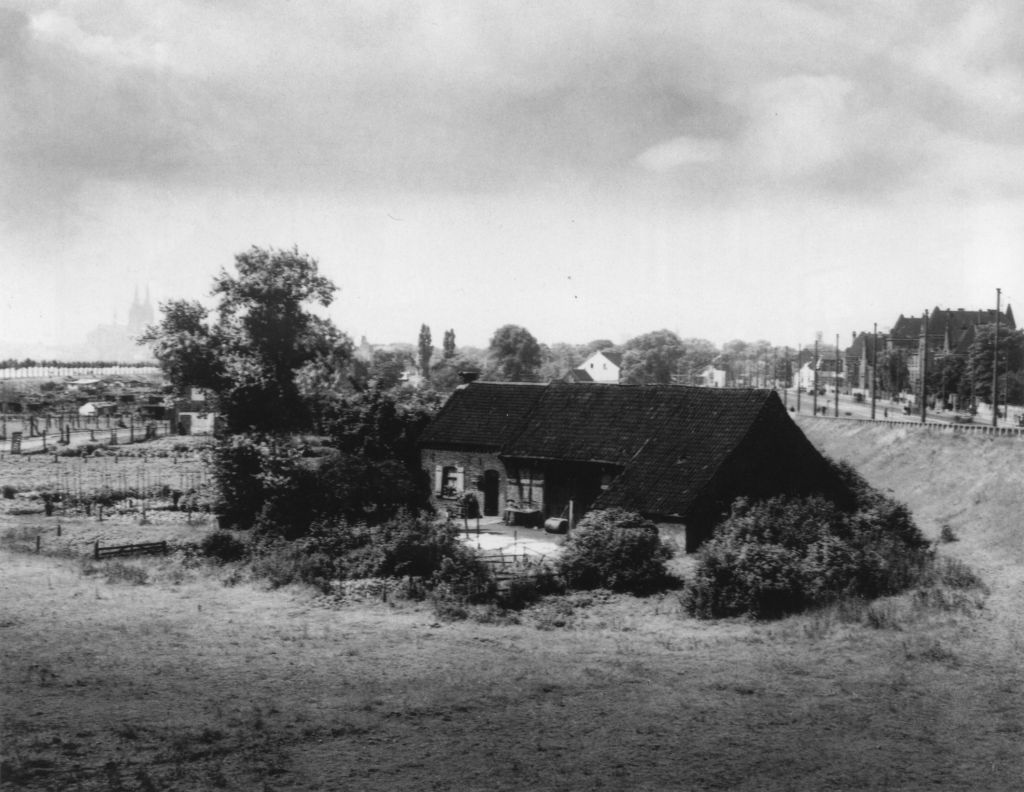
[200,531,248,564]
[684,471,933,620]
[538,342,586,382]
[430,351,485,391]
[442,328,456,359]
[353,348,414,391]
[487,324,543,382]
[967,325,1024,405]
[248,512,492,595]
[208,433,315,535]
[556,508,673,594]
[141,246,347,433]
[205,379,440,537]
[418,324,433,376]
[878,348,911,395]
[138,300,222,394]
[617,330,686,385]
[927,353,968,406]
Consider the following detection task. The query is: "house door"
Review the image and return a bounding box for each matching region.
[482,470,500,517]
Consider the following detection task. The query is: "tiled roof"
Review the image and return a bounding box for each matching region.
[566,368,595,383]
[889,314,922,340]
[844,332,881,364]
[890,306,1016,348]
[417,382,546,451]
[422,382,836,519]
[600,351,623,367]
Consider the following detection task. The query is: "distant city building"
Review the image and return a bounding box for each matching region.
[85,286,155,361]
[887,305,1016,392]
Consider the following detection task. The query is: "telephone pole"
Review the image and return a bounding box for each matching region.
[992,287,1001,427]
[813,337,820,416]
[920,309,929,424]
[796,345,802,413]
[871,323,878,421]
[834,333,840,417]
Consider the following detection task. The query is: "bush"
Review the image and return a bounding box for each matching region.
[1,485,16,500]
[199,531,248,564]
[556,508,672,595]
[247,512,494,597]
[684,488,933,620]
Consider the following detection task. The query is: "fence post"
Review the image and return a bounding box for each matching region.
[94,540,99,560]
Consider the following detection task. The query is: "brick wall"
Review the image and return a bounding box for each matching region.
[421,448,511,517]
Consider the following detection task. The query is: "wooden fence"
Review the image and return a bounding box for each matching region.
[93,540,168,560]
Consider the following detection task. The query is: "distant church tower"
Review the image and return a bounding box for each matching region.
[127,286,154,334]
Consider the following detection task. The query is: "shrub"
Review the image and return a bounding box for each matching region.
[247,512,494,597]
[556,508,672,595]
[939,524,958,543]
[684,488,932,620]
[1,485,16,500]
[100,561,150,585]
[199,531,247,564]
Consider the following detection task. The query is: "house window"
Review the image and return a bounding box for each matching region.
[435,464,464,499]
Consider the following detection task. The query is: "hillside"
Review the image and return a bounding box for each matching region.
[796,417,1024,568]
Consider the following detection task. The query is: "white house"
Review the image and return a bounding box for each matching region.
[78,401,117,417]
[574,350,622,384]
[797,358,843,392]
[697,365,727,388]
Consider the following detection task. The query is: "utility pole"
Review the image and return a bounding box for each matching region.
[782,347,788,406]
[920,309,929,424]
[813,337,819,416]
[834,333,840,417]
[796,345,802,413]
[992,287,1001,427]
[871,323,878,421]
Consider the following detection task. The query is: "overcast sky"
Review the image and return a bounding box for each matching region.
[2,1,1023,355]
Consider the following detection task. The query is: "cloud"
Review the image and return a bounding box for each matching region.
[636,136,725,172]
[4,0,1024,239]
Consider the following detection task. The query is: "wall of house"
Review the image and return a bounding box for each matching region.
[581,352,620,384]
[421,448,511,517]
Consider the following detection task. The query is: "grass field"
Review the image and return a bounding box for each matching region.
[2,421,1023,791]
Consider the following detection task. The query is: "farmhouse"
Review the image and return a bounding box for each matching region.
[419,382,848,551]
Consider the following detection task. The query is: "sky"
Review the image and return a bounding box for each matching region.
[2,0,1023,357]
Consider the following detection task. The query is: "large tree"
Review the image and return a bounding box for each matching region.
[487,324,542,382]
[539,342,586,382]
[141,246,345,433]
[878,348,911,396]
[968,325,1024,405]
[418,324,433,375]
[926,353,968,408]
[442,329,456,360]
[618,329,686,385]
